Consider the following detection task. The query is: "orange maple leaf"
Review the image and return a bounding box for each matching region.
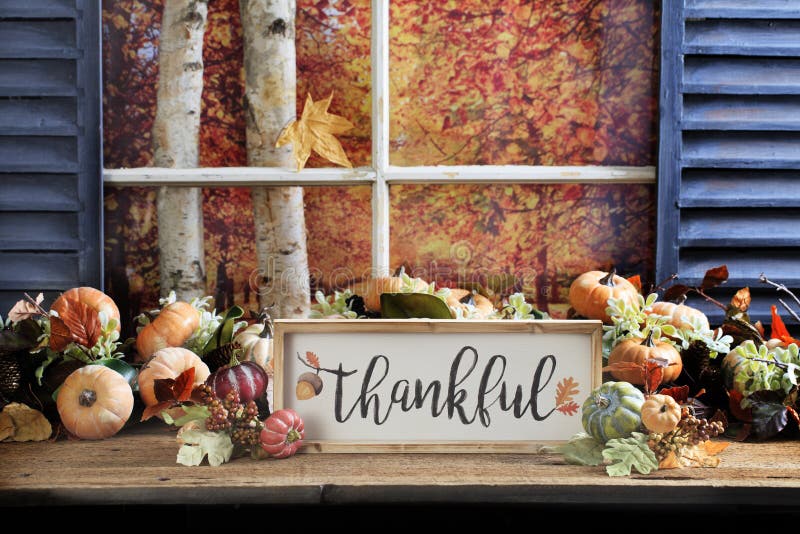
[306,351,321,369]
[555,377,580,406]
[770,306,800,346]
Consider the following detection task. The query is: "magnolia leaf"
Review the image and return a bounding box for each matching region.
[701,265,729,290]
[48,316,72,352]
[730,287,751,313]
[176,429,234,467]
[92,358,138,391]
[602,432,659,477]
[202,305,245,355]
[276,93,354,171]
[7,299,41,323]
[380,293,452,319]
[545,433,604,466]
[1,402,52,441]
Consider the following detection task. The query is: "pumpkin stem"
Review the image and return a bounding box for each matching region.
[599,268,617,287]
[286,428,301,444]
[593,393,610,409]
[79,389,97,407]
[642,330,657,348]
[258,309,273,340]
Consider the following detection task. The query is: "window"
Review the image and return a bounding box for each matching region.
[102,0,659,319]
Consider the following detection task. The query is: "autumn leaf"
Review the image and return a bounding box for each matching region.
[7,294,44,323]
[730,287,751,312]
[701,265,729,290]
[626,275,642,293]
[659,384,690,404]
[142,368,197,422]
[58,299,102,349]
[556,401,579,416]
[555,376,580,406]
[770,305,800,346]
[663,284,690,304]
[276,93,354,171]
[306,351,320,369]
[49,316,72,352]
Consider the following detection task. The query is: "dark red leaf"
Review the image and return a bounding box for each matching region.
[173,367,196,402]
[601,362,643,373]
[728,390,752,423]
[659,385,690,403]
[645,366,663,395]
[153,377,176,403]
[701,265,729,290]
[663,284,690,303]
[49,316,72,352]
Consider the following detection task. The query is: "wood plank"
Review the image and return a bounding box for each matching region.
[2,423,800,506]
[685,0,800,19]
[680,208,800,247]
[0,97,77,136]
[684,20,800,56]
[682,131,800,169]
[683,95,800,132]
[0,0,77,18]
[0,20,77,59]
[684,57,800,95]
[680,169,800,208]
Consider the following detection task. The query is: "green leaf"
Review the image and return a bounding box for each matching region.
[163,405,211,427]
[34,349,60,386]
[92,358,138,392]
[176,429,234,467]
[602,432,659,477]
[545,433,604,466]
[380,293,452,319]
[202,305,244,355]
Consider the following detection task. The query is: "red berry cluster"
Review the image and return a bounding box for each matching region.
[196,384,263,447]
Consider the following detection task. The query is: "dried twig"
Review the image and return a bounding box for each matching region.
[760,274,800,324]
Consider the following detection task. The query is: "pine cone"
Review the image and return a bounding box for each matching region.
[0,352,25,400]
[203,343,238,372]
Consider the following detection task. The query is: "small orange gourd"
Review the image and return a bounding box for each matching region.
[568,269,639,323]
[446,289,494,319]
[641,394,682,433]
[364,270,429,313]
[648,301,709,331]
[135,301,199,361]
[137,347,210,407]
[57,365,133,439]
[607,332,683,385]
[51,287,121,332]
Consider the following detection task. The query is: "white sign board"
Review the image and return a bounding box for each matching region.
[273,320,602,452]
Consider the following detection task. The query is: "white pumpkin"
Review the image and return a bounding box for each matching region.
[234,320,273,374]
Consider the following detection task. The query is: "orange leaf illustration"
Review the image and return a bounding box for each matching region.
[306,351,320,369]
[556,401,579,416]
[555,376,580,406]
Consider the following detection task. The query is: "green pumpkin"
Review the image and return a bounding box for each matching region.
[581,381,644,443]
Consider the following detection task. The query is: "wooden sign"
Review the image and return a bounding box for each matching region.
[273,320,602,453]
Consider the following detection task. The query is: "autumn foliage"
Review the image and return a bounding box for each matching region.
[102,0,658,321]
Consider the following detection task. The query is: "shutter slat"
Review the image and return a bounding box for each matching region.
[681,170,800,208]
[682,131,800,168]
[0,21,78,59]
[0,0,77,19]
[0,174,80,211]
[684,57,800,95]
[0,97,77,136]
[0,212,80,251]
[0,136,78,172]
[0,59,75,96]
[684,20,800,56]
[0,252,79,288]
[659,5,800,326]
[683,95,800,131]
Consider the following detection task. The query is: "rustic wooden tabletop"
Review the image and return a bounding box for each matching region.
[2,422,799,507]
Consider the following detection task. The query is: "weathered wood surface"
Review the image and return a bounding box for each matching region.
[2,422,800,506]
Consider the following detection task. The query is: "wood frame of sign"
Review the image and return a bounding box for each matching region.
[272,319,602,453]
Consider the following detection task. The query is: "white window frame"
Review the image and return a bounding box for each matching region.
[103,0,656,278]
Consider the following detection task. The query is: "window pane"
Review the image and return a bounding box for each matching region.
[389,183,655,317]
[104,186,371,332]
[102,0,370,168]
[389,1,659,166]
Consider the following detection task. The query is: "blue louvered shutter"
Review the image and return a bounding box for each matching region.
[657,1,800,325]
[0,0,101,313]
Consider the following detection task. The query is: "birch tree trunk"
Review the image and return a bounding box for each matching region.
[241,0,310,318]
[152,0,208,301]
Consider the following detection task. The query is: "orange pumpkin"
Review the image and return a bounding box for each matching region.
[56,365,133,440]
[568,269,639,323]
[51,287,120,332]
[607,333,683,385]
[135,301,199,361]
[137,347,210,407]
[446,289,494,319]
[364,273,429,313]
[648,301,709,331]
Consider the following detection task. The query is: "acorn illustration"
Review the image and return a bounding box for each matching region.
[296,372,323,400]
